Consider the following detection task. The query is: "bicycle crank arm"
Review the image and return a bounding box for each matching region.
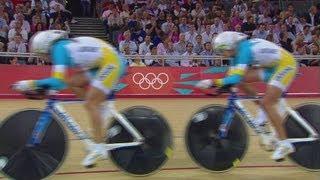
[102,142,143,151]
[286,137,319,144]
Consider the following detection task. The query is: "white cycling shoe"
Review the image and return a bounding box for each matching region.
[259,133,278,151]
[271,140,295,162]
[82,143,108,168]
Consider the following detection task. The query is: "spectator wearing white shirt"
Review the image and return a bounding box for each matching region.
[193,34,204,55]
[200,42,214,66]
[8,21,28,42]
[232,0,248,19]
[181,43,197,67]
[119,30,137,54]
[302,25,312,44]
[144,45,158,66]
[0,16,8,42]
[161,14,174,35]
[201,25,213,43]
[191,3,205,18]
[174,33,187,55]
[31,0,48,11]
[258,11,272,24]
[185,24,198,44]
[7,34,26,53]
[165,41,179,67]
[296,17,312,34]
[139,35,153,55]
[252,23,269,39]
[10,13,30,33]
[211,17,224,34]
[179,16,189,33]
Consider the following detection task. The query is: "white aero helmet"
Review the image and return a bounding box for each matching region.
[30,30,69,54]
[213,31,248,52]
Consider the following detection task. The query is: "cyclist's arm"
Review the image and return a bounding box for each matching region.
[214,41,252,87]
[35,41,70,90]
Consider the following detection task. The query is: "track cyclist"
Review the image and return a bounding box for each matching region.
[12,30,127,167]
[196,31,298,161]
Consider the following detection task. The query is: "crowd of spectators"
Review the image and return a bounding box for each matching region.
[99,0,320,67]
[0,0,76,65]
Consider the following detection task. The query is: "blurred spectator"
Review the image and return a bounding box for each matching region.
[200,42,214,66]
[230,11,242,30]
[181,42,196,67]
[252,23,268,39]
[161,14,174,35]
[178,16,189,34]
[157,36,170,55]
[31,0,49,11]
[232,0,247,18]
[0,5,9,23]
[7,34,26,64]
[119,30,137,54]
[130,53,146,67]
[302,25,312,44]
[139,34,153,55]
[258,11,272,24]
[174,33,187,55]
[131,24,146,45]
[211,17,223,34]
[241,16,256,37]
[8,20,28,42]
[280,32,293,52]
[304,6,320,26]
[10,13,31,33]
[165,41,179,66]
[193,34,203,55]
[144,44,157,66]
[31,3,47,26]
[9,56,20,65]
[258,0,273,15]
[0,10,8,43]
[169,25,180,43]
[81,0,91,17]
[201,25,213,43]
[185,24,197,44]
[191,3,205,19]
[31,22,45,34]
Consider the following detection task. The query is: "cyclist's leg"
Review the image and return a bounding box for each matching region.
[260,50,297,160]
[238,68,264,97]
[66,70,92,99]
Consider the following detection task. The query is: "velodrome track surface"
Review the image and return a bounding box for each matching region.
[0,98,319,180]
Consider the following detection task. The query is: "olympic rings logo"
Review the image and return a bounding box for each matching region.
[132,73,169,90]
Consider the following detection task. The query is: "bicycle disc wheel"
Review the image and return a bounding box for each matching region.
[285,103,320,171]
[0,109,68,180]
[107,106,173,176]
[185,105,248,172]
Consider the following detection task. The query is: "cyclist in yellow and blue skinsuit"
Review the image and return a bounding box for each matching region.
[196,31,298,162]
[12,30,127,167]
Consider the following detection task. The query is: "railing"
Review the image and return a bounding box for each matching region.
[0,52,319,66]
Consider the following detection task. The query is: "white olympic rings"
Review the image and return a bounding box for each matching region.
[132,73,169,90]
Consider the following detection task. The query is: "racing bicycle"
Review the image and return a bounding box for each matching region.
[185,87,320,172]
[0,92,173,180]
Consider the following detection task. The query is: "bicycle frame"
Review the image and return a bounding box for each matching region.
[218,88,319,144]
[27,99,144,150]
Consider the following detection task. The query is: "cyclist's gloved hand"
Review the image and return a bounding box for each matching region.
[12,80,36,92]
[195,79,214,89]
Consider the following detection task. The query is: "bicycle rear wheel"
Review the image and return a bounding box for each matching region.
[107,106,173,176]
[285,103,320,171]
[185,105,248,172]
[0,109,68,180]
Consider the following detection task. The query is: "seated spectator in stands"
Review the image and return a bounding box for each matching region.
[178,16,189,34]
[119,30,137,54]
[31,0,49,11]
[50,1,75,23]
[8,21,27,42]
[161,14,175,35]
[181,42,196,67]
[144,44,157,66]
[10,13,31,33]
[230,10,242,30]
[22,1,32,17]
[0,5,9,23]
[304,5,320,27]
[185,24,198,44]
[252,23,268,39]
[130,53,146,67]
[193,34,203,55]
[232,0,247,18]
[31,2,47,26]
[120,3,130,24]
[174,33,187,55]
[191,3,205,19]
[296,17,311,34]
[50,4,68,25]
[308,43,320,66]
[131,24,146,45]
[280,24,295,40]
[234,23,242,32]
[9,57,20,65]
[301,25,312,44]
[200,42,214,66]
[294,45,308,66]
[280,32,293,53]
[169,25,180,43]
[258,11,272,25]
[7,34,26,64]
[13,3,24,19]
[241,15,256,37]
[31,22,46,34]
[258,0,273,15]
[0,13,7,43]
[157,36,170,55]
[152,58,169,67]
[201,25,213,43]
[211,17,224,34]
[165,41,179,66]
[139,35,153,55]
